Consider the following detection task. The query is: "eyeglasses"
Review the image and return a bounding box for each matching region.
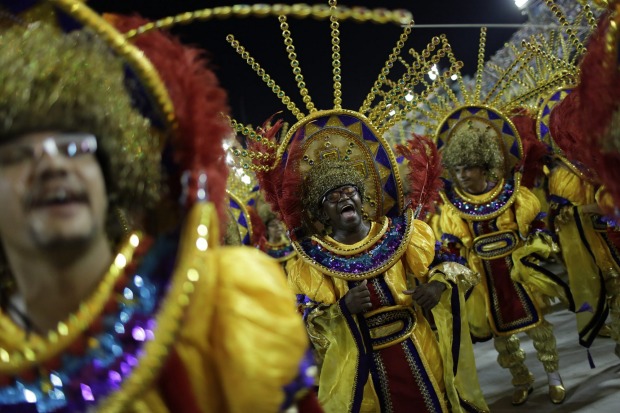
[321,185,358,204]
[0,133,98,167]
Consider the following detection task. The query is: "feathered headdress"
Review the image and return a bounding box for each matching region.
[106,14,231,224]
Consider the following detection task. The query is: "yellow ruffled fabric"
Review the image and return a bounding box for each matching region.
[288,218,489,413]
[549,167,619,339]
[0,244,307,413]
[171,246,308,413]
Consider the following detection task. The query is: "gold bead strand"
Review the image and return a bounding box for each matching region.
[544,0,586,56]
[279,15,317,113]
[329,0,343,109]
[359,20,413,114]
[486,49,535,106]
[474,27,487,103]
[125,4,414,40]
[225,34,305,120]
[441,35,471,105]
[482,46,531,105]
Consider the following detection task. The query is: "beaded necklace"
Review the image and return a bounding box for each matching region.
[0,232,172,412]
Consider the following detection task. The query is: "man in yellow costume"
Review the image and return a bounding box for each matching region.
[0,1,319,412]
[245,112,488,413]
[542,86,620,358]
[438,110,571,406]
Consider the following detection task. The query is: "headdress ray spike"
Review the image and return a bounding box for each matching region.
[474,27,487,103]
[544,0,586,56]
[329,0,343,109]
[279,15,317,113]
[484,49,534,105]
[226,34,306,121]
[441,35,470,104]
[359,20,414,114]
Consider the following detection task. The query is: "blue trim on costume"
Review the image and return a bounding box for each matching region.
[280,349,316,412]
[339,296,369,413]
[402,339,443,412]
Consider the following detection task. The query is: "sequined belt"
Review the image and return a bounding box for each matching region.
[472,230,519,260]
[363,305,416,350]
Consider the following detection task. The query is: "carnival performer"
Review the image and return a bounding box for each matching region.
[246,114,488,413]
[541,86,620,357]
[0,2,319,412]
[439,115,570,406]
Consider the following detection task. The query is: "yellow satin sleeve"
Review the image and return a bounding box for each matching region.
[175,246,308,413]
[404,219,436,280]
[512,186,542,236]
[439,206,473,248]
[549,164,596,205]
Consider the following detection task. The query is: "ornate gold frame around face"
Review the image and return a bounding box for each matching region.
[536,85,574,155]
[278,109,404,232]
[437,105,523,221]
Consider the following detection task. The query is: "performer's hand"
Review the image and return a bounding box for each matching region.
[344,279,372,314]
[403,281,446,312]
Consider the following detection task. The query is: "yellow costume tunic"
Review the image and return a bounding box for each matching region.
[548,160,620,346]
[440,182,568,340]
[288,210,488,413]
[0,205,310,413]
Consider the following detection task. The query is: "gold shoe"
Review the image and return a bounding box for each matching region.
[512,385,533,406]
[598,324,612,338]
[549,384,566,404]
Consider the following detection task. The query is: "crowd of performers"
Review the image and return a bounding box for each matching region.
[1,0,620,412]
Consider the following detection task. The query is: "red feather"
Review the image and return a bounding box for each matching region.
[247,206,266,248]
[511,113,548,188]
[248,118,284,214]
[396,135,443,218]
[278,133,305,232]
[105,14,231,225]
[575,11,620,211]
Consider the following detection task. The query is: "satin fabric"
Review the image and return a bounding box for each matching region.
[549,165,619,344]
[0,246,308,413]
[288,218,488,413]
[440,185,561,338]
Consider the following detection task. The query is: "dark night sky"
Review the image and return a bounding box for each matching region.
[88,1,527,126]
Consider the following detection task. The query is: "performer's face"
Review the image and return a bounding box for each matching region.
[320,185,363,232]
[0,131,108,254]
[453,165,488,195]
[267,218,286,243]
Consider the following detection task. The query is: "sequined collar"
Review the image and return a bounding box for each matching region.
[292,208,414,280]
[264,241,297,262]
[441,178,519,221]
[0,231,188,412]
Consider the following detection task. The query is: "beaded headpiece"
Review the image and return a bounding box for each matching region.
[0,0,232,224]
[441,120,504,175]
[303,159,366,223]
[212,1,469,235]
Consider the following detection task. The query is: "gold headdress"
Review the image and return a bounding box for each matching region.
[219,1,465,235]
[0,2,167,211]
[404,1,594,220]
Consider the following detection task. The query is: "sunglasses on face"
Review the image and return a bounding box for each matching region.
[0,133,98,167]
[321,185,359,204]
